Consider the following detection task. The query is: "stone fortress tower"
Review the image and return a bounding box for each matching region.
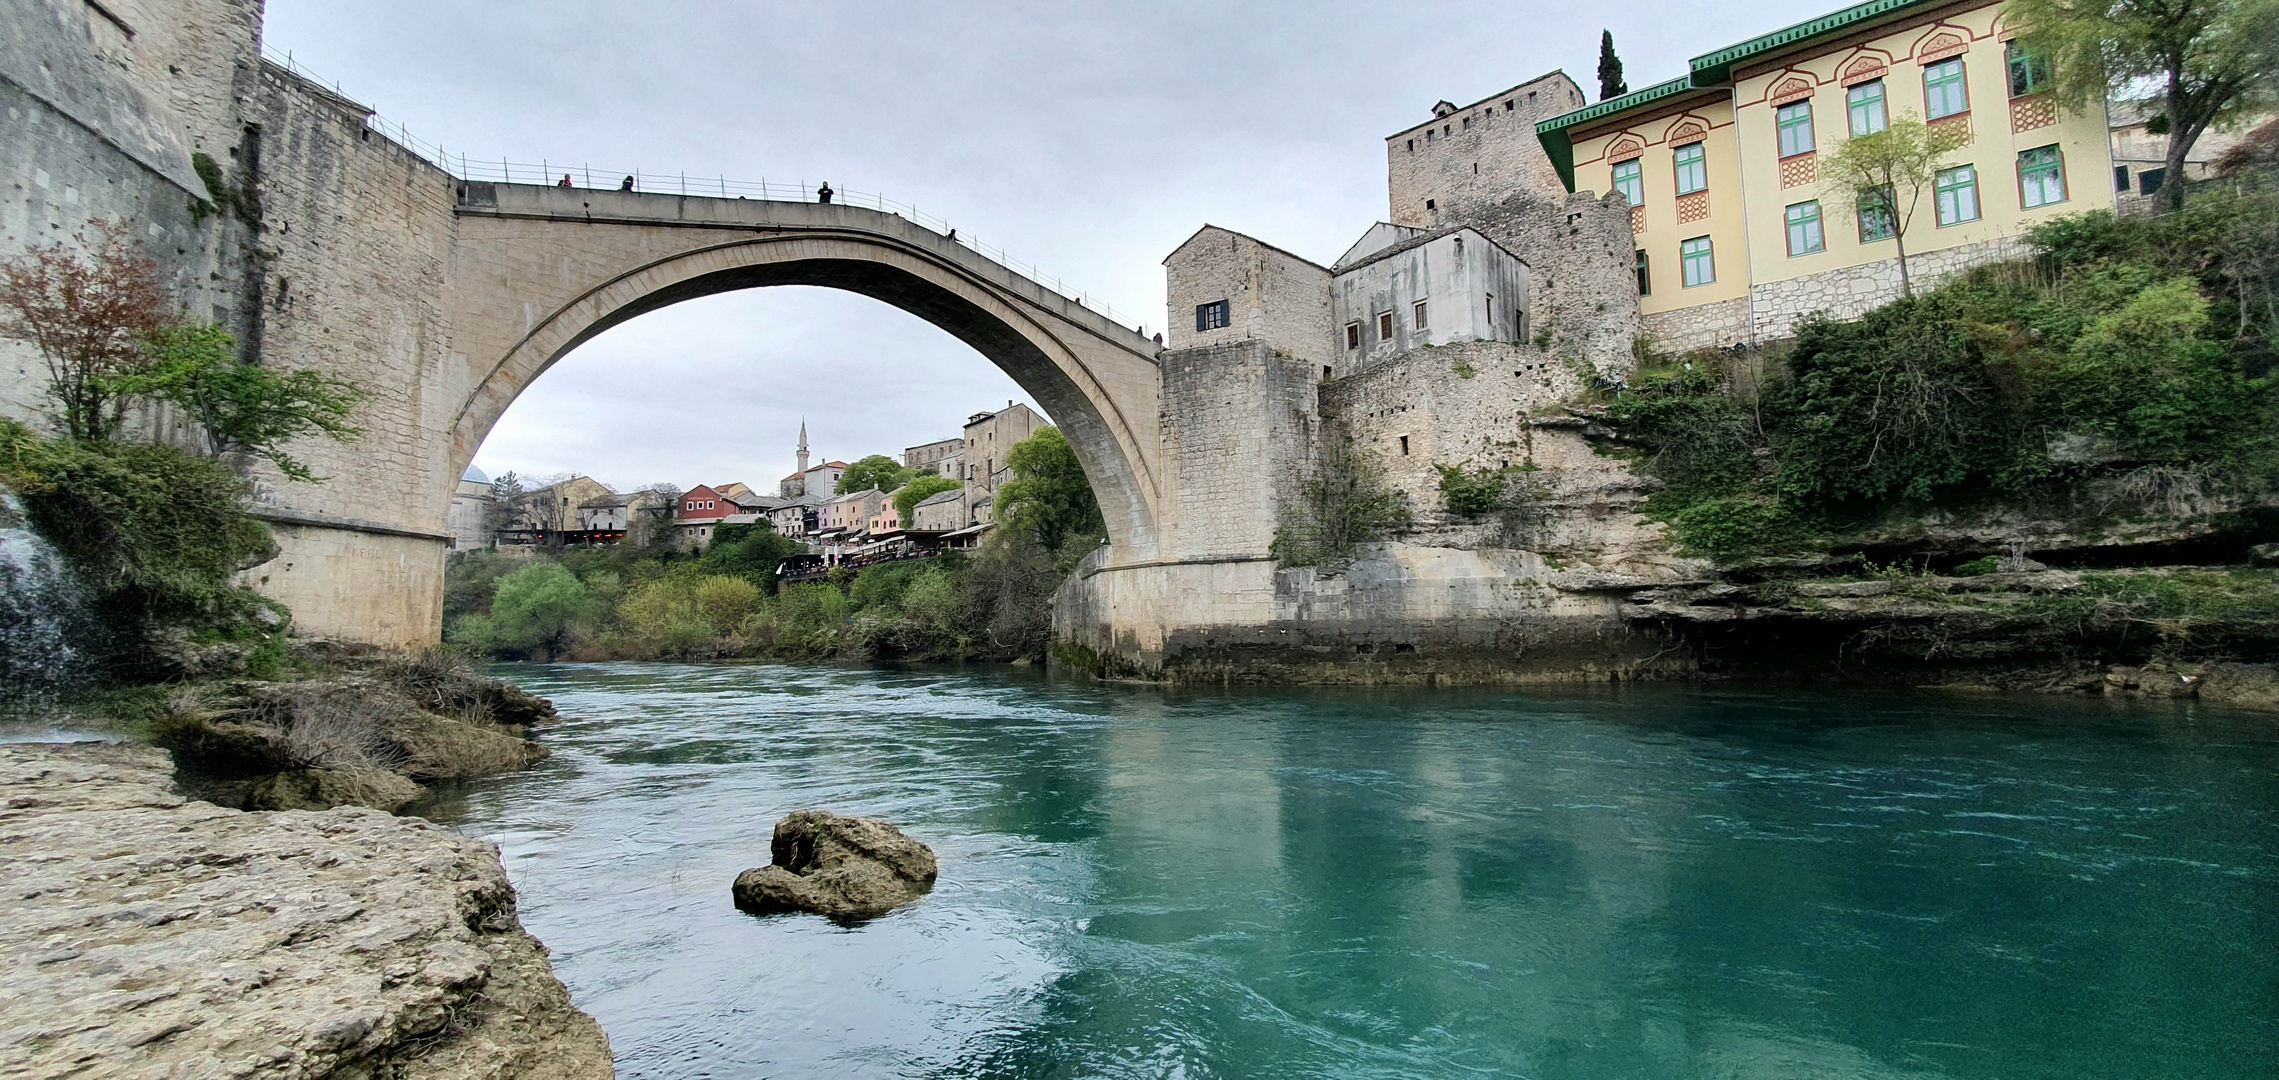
[1053,69,1685,683]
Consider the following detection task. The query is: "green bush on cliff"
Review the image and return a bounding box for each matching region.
[0,418,285,668]
[1605,198,2279,559]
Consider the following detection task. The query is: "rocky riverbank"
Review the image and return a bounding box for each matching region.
[151,651,564,814]
[0,741,613,1078]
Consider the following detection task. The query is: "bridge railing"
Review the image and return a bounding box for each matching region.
[263,48,1148,335]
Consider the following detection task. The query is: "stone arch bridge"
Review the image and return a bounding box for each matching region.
[255,181,1301,654]
[445,183,1166,557]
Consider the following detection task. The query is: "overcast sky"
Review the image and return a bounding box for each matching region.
[262,0,1835,493]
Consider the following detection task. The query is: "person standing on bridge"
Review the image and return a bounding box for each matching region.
[620,175,635,191]
[558,174,573,188]
[817,182,833,204]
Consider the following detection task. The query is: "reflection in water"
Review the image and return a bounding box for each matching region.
[429,664,2279,1079]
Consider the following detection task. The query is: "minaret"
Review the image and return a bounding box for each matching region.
[796,419,810,477]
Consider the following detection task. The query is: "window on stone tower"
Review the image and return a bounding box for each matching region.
[1485,293,1495,329]
[1196,299,1229,331]
[1346,322,1361,349]
[1413,300,1428,330]
[1379,311,1394,340]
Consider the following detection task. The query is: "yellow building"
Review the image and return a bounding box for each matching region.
[1537,0,2114,351]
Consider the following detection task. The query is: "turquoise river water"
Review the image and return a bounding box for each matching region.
[433,663,2278,1079]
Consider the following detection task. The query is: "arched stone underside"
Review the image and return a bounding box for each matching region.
[444,185,1166,560]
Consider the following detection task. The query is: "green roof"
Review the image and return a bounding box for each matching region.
[1689,0,1941,84]
[1532,0,1958,191]
[1534,77,1701,192]
[1534,77,1698,139]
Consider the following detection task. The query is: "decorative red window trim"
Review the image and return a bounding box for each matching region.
[1769,77,1816,106]
[1917,32,1969,62]
[1841,59,1888,85]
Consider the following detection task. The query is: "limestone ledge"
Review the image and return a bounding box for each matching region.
[0,742,612,1079]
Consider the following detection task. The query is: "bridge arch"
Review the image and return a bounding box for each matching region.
[443,184,1165,559]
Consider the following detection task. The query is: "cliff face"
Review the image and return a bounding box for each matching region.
[0,742,613,1079]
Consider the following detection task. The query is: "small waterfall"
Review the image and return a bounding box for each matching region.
[0,486,94,702]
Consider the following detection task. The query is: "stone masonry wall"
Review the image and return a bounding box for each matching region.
[242,62,457,529]
[0,0,259,428]
[1642,296,1751,354]
[1748,234,2030,341]
[1386,71,1585,228]
[236,63,460,642]
[1164,226,1333,365]
[1323,339,1575,512]
[1456,190,1642,378]
[1320,340,1671,569]
[1159,340,1318,560]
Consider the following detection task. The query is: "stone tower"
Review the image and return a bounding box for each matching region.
[797,420,810,476]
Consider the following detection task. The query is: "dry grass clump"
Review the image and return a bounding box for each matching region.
[370,646,558,729]
[153,653,555,812]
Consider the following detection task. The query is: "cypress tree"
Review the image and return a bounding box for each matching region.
[1598,31,1628,101]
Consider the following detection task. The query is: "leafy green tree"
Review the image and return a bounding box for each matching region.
[0,418,283,661]
[956,529,1057,657]
[1819,114,1955,297]
[467,562,590,660]
[617,576,715,658]
[699,521,802,588]
[2008,0,2279,209]
[122,323,363,481]
[994,426,1104,551]
[836,454,917,494]
[1597,30,1628,100]
[693,575,762,635]
[893,474,961,521]
[0,223,174,443]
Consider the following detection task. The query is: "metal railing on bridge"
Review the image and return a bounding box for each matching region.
[263,48,1147,334]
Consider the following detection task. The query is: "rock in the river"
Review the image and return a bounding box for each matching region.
[0,742,613,1079]
[731,810,938,921]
